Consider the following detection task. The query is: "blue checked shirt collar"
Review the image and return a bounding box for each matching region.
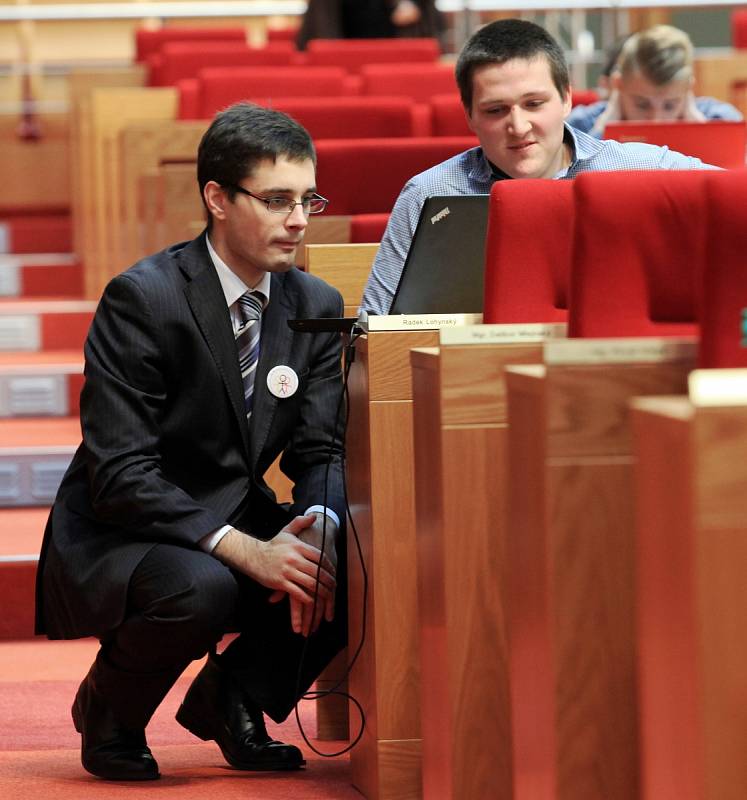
[468,123,602,183]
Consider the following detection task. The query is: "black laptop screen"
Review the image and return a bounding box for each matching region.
[388,194,490,315]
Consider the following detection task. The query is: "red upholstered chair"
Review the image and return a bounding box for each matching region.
[571,88,599,107]
[359,62,456,101]
[430,94,471,136]
[134,26,246,63]
[568,170,709,338]
[482,179,573,324]
[304,37,440,72]
[266,26,300,44]
[350,213,390,243]
[187,66,353,119]
[184,95,419,137]
[314,137,477,214]
[732,10,747,48]
[699,168,747,367]
[148,41,295,86]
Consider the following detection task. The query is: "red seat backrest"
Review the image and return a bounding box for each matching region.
[483,179,572,324]
[191,96,418,138]
[266,26,300,44]
[700,168,747,367]
[569,170,709,338]
[149,41,295,86]
[603,120,747,170]
[571,88,599,107]
[305,37,440,72]
[134,26,246,63]
[732,10,747,48]
[314,137,477,214]
[429,94,471,136]
[350,213,390,243]
[193,66,351,117]
[359,62,456,102]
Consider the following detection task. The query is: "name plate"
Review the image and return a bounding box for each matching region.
[439,322,567,346]
[689,368,747,407]
[362,313,483,332]
[545,337,697,365]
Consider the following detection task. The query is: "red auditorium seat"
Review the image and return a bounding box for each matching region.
[134,26,246,63]
[359,62,456,102]
[568,170,710,338]
[429,94,471,136]
[699,168,747,367]
[571,88,599,107]
[182,95,420,139]
[148,41,295,86]
[732,10,747,48]
[350,213,390,243]
[304,37,440,72]
[482,179,573,324]
[314,137,477,214]
[266,26,300,43]
[181,66,352,119]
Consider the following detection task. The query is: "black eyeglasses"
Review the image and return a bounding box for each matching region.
[226,185,328,215]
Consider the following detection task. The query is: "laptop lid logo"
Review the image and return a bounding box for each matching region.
[430,206,450,224]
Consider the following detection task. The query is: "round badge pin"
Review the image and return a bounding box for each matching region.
[267,365,299,398]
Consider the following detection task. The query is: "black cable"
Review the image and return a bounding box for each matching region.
[291,328,369,757]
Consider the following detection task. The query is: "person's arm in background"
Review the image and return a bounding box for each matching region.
[391,0,422,26]
[566,101,609,138]
[359,180,427,315]
[688,94,743,122]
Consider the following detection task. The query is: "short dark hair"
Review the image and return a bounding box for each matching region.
[197,102,316,225]
[455,19,570,112]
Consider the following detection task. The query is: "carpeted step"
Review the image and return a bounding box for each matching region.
[0,507,48,639]
[0,351,84,417]
[0,254,83,298]
[0,417,79,508]
[0,299,95,352]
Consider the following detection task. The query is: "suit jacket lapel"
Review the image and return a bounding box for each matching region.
[249,272,296,469]
[180,234,251,457]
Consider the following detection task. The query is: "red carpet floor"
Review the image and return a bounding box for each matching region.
[0,639,362,799]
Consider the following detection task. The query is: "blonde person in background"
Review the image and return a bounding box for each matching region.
[567,24,742,138]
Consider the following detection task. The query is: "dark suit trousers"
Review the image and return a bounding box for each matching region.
[97,538,347,729]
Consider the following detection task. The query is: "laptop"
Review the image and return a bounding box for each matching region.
[389,194,490,315]
[604,120,747,169]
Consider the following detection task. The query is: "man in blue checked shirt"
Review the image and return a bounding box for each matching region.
[360,18,719,317]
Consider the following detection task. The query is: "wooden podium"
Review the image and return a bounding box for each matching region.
[631,369,747,800]
[503,338,696,800]
[408,323,565,799]
[346,326,439,800]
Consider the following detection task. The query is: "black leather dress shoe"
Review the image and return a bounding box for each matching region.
[72,674,160,781]
[176,656,305,771]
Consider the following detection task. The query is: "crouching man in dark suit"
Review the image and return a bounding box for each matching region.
[35,102,347,781]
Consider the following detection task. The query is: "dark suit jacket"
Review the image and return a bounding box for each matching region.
[36,233,346,640]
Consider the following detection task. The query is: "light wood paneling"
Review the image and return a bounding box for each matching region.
[305,242,378,314]
[632,398,747,800]
[504,351,694,800]
[346,330,438,800]
[410,340,555,798]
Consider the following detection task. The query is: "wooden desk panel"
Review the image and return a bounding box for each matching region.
[633,398,747,800]
[505,354,693,800]
[347,329,437,800]
[411,341,551,798]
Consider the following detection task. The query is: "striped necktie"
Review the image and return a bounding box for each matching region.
[235,291,264,420]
